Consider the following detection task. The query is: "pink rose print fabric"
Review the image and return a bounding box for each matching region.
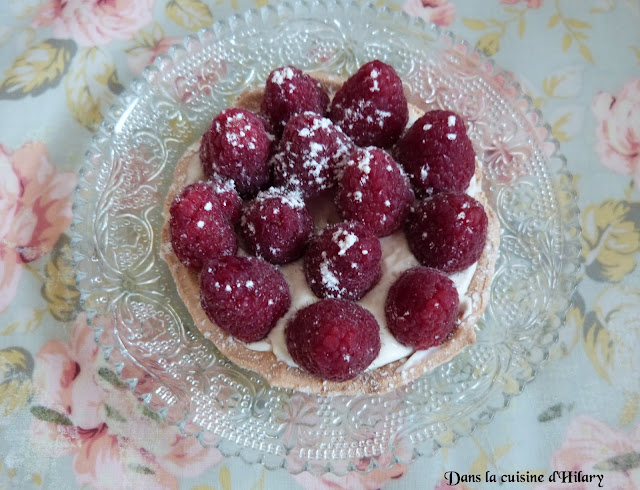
[402,0,456,26]
[592,78,640,188]
[31,315,222,489]
[0,142,75,313]
[535,415,640,490]
[434,480,471,490]
[501,0,543,8]
[127,36,181,76]
[293,457,406,489]
[32,0,155,47]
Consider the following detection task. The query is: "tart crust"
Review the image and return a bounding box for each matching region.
[160,73,500,396]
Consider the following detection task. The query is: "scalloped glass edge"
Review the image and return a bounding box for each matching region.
[70,0,583,476]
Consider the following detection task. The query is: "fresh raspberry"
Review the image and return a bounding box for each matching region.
[200,256,291,342]
[199,108,273,197]
[239,187,313,264]
[285,299,381,382]
[209,175,242,224]
[260,66,330,137]
[336,147,414,237]
[385,267,459,350]
[304,222,382,301]
[169,182,237,271]
[272,112,353,198]
[329,60,408,148]
[393,110,475,196]
[405,192,488,274]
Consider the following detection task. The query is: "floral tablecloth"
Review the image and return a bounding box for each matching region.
[1,0,639,488]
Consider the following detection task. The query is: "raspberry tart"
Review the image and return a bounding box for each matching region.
[161,61,500,395]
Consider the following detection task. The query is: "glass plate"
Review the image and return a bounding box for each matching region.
[72,0,581,475]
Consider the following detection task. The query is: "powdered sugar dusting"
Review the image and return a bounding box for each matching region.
[308,141,324,158]
[339,98,395,132]
[255,186,305,210]
[271,66,295,85]
[278,189,305,209]
[333,229,358,256]
[274,112,351,197]
[320,260,341,291]
[357,150,373,175]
